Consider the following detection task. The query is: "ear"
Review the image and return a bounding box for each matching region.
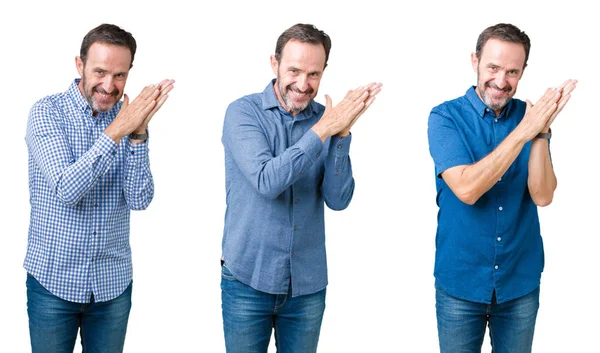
[471,52,479,73]
[75,56,84,77]
[270,55,279,76]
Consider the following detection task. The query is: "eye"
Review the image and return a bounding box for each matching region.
[115,73,127,79]
[94,70,106,77]
[309,72,320,78]
[508,70,519,76]
[289,68,300,75]
[488,66,499,72]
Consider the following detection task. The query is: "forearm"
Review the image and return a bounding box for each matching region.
[28,132,117,206]
[123,139,154,210]
[232,130,323,198]
[451,131,526,205]
[322,135,354,210]
[527,138,556,206]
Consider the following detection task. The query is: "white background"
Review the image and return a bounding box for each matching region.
[1,0,597,352]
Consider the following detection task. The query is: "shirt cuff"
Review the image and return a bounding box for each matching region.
[97,133,118,157]
[296,129,324,161]
[126,137,149,161]
[329,134,352,156]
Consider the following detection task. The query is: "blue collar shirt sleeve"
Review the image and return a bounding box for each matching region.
[221,80,355,297]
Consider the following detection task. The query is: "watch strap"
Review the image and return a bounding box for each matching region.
[535,128,551,140]
[129,132,148,140]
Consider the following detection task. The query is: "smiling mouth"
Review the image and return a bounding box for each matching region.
[96,92,114,99]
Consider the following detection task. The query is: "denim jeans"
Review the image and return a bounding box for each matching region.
[221,265,326,353]
[26,273,132,353]
[436,287,540,353]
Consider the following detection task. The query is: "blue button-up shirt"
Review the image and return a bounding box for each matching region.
[221,80,354,297]
[24,79,154,303]
[427,86,544,304]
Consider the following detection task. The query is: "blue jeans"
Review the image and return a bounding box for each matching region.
[221,265,326,353]
[436,287,540,353]
[26,273,132,353]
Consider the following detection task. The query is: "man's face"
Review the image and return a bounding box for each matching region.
[76,42,131,114]
[270,39,326,115]
[472,38,526,115]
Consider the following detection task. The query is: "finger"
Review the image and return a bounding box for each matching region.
[365,82,383,92]
[348,100,365,118]
[348,85,368,102]
[554,94,572,116]
[349,96,377,129]
[139,84,161,101]
[368,86,383,97]
[344,89,353,100]
[158,79,175,91]
[138,98,157,119]
[157,83,175,99]
[562,81,577,96]
[364,95,377,109]
[535,88,560,112]
[143,95,171,126]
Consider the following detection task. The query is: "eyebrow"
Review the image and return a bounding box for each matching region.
[486,63,521,73]
[92,67,128,76]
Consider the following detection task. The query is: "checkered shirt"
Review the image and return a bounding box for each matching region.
[24,79,154,303]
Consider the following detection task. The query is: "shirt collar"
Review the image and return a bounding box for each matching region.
[68,78,121,119]
[261,79,317,118]
[465,85,513,120]
[69,78,92,113]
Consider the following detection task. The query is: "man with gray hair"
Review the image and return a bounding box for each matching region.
[25,23,174,352]
[220,23,381,352]
[428,23,576,352]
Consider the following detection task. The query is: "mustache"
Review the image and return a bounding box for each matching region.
[486,82,512,92]
[287,85,314,95]
[93,86,120,96]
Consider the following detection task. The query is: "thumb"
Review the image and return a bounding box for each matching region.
[121,93,129,109]
[324,94,332,113]
[525,99,532,115]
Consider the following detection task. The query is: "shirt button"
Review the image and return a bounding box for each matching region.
[337,145,342,149]
[335,171,340,175]
[494,118,498,123]
[294,199,299,204]
[130,151,135,155]
[294,226,298,231]
[498,206,503,211]
[497,237,502,242]
[316,152,320,157]
[92,231,97,235]
[498,177,502,182]
[494,265,499,270]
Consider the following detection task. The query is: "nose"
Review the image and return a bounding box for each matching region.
[101,76,115,94]
[296,74,308,92]
[494,71,507,89]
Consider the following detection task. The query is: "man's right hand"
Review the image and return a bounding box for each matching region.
[105,80,174,143]
[311,82,381,142]
[515,83,567,142]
